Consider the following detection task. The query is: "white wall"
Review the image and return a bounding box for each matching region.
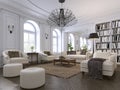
[0,9,51,67]
[0,11,3,66]
[40,24,51,51]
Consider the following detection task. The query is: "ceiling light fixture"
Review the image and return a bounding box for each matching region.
[47,0,77,27]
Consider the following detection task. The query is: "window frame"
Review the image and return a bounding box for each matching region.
[68,33,75,50]
[24,22,37,52]
[52,30,59,53]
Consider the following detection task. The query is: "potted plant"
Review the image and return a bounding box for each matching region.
[30,46,34,52]
[67,43,73,51]
[81,45,88,55]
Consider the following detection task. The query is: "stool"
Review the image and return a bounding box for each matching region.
[3,63,23,77]
[20,67,45,89]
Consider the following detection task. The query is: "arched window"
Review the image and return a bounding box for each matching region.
[80,37,87,49]
[80,37,83,49]
[52,29,61,53]
[68,33,75,50]
[53,30,58,53]
[24,20,40,52]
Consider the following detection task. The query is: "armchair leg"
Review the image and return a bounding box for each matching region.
[81,72,85,75]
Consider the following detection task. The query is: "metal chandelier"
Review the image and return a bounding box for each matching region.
[47,0,77,27]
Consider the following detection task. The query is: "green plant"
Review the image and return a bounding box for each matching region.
[67,43,73,51]
[30,46,34,52]
[82,45,88,51]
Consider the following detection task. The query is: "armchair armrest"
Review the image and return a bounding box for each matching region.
[109,54,117,68]
[2,53,10,64]
[39,53,48,60]
[86,52,93,60]
[22,53,29,59]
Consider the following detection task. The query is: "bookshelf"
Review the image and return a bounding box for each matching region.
[111,20,120,62]
[95,20,120,62]
[95,22,111,52]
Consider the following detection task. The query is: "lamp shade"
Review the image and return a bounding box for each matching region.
[89,33,99,39]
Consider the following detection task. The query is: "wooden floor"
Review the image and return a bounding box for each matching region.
[0,65,120,90]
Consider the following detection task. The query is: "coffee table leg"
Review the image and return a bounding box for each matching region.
[73,61,76,65]
[53,60,55,65]
[74,62,76,65]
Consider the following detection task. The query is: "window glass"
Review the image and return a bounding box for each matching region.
[24,23,35,32]
[53,30,58,53]
[68,33,75,50]
[80,37,87,49]
[52,29,61,53]
[24,22,36,52]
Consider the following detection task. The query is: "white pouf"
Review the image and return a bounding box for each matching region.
[20,67,45,89]
[3,63,23,77]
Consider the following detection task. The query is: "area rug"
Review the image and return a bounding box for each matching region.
[30,63,80,79]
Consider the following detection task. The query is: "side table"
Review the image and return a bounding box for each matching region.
[27,52,39,64]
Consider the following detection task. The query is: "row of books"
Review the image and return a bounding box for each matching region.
[96,43,120,49]
[98,31,110,36]
[96,23,110,30]
[112,35,120,42]
[112,43,120,48]
[118,56,120,62]
[112,20,120,28]
[96,43,110,49]
[112,28,120,34]
[96,49,120,54]
[111,50,120,54]
[98,37,110,42]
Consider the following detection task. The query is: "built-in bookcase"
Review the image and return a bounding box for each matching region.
[95,20,120,62]
[96,22,111,52]
[111,20,120,54]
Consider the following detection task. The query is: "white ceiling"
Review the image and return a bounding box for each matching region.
[1,0,120,34]
[0,0,120,18]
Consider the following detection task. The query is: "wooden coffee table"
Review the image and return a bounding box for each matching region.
[53,58,76,65]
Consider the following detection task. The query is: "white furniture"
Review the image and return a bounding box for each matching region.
[3,63,23,77]
[64,52,92,63]
[20,67,45,89]
[80,51,117,76]
[2,49,29,64]
[39,52,56,62]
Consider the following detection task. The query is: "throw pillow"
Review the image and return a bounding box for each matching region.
[80,50,86,55]
[67,51,76,55]
[44,51,51,56]
[8,51,19,58]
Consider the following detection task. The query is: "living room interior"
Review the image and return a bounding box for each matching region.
[0,0,120,90]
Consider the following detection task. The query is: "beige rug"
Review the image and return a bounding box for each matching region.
[30,63,80,78]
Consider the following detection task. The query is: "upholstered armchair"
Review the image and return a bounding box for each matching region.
[80,51,117,76]
[39,51,56,62]
[2,49,29,64]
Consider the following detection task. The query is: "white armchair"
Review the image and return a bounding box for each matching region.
[63,51,93,63]
[2,49,29,64]
[39,51,56,63]
[81,51,117,76]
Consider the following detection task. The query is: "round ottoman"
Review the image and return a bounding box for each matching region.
[20,67,45,89]
[3,63,23,77]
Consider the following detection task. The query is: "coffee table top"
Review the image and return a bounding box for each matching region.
[54,58,75,61]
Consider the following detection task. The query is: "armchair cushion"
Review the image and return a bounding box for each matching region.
[93,51,111,60]
[10,57,28,64]
[8,51,19,58]
[80,50,86,55]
